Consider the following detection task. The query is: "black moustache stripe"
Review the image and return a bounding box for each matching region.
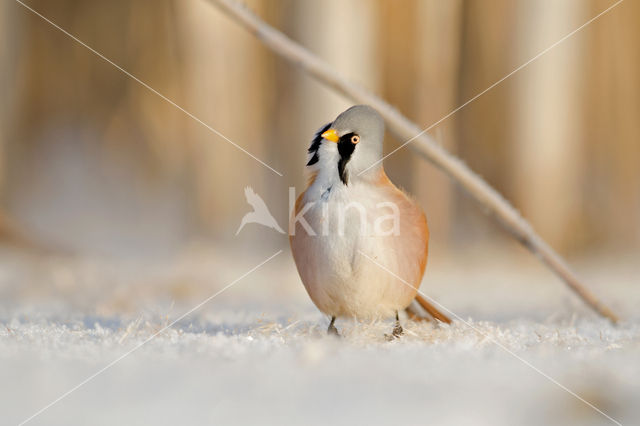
[337,133,357,185]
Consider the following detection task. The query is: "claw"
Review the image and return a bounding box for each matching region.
[392,324,403,337]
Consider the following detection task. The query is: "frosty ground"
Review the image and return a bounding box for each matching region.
[1,245,638,426]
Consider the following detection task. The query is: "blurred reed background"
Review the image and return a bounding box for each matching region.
[1,0,638,260]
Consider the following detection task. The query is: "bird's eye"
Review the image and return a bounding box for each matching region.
[351,135,360,144]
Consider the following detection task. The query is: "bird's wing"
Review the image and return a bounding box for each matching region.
[244,186,267,210]
[244,186,256,201]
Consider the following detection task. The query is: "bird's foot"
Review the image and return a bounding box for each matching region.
[392,324,404,337]
[327,316,340,337]
[385,311,404,341]
[385,325,403,341]
[327,323,340,336]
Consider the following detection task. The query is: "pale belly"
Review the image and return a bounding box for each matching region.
[290,183,427,319]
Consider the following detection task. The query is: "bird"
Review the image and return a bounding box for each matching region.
[236,186,285,235]
[289,105,450,337]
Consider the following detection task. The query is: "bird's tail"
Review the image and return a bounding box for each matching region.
[412,294,452,324]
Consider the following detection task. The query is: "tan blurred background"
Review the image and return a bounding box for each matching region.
[1,0,638,260]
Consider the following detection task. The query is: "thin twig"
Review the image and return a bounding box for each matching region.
[208,0,619,323]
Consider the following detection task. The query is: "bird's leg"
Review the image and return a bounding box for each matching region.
[392,311,403,337]
[327,316,340,336]
[385,311,404,341]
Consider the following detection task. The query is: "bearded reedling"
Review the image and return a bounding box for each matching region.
[290,105,450,337]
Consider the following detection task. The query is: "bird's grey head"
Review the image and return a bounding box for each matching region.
[308,105,385,185]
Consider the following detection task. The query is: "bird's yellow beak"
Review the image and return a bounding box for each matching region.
[321,128,339,143]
